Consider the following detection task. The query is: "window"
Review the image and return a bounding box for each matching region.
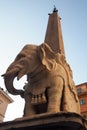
[80,99,86,105]
[77,88,82,94]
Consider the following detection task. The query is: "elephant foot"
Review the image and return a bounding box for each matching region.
[47,107,60,114]
[23,111,37,118]
[23,105,36,117]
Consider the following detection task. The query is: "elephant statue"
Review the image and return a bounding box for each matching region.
[2,43,80,117]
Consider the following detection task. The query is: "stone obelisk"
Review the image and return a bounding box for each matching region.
[44,7,65,55]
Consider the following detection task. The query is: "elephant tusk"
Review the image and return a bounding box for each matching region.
[17,70,26,80]
[1,73,6,77]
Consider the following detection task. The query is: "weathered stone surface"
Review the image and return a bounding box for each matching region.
[2,7,80,118]
[0,113,87,130]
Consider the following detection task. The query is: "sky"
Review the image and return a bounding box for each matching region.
[0,0,87,121]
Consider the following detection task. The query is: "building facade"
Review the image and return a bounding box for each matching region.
[0,87,13,122]
[76,82,87,118]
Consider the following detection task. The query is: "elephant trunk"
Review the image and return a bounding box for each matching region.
[2,70,24,98]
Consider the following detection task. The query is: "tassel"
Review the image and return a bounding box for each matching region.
[37,94,42,104]
[31,93,47,105]
[31,95,35,104]
[34,95,38,104]
[41,93,46,103]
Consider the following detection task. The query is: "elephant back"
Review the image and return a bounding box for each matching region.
[56,54,79,103]
[56,53,74,87]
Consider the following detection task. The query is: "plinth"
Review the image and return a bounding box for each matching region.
[0,112,87,130]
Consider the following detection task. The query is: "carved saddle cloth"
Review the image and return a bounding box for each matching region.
[27,83,47,105]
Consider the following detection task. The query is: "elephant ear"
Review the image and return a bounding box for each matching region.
[39,43,57,71]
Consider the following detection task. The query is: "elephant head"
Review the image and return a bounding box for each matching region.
[2,43,57,97]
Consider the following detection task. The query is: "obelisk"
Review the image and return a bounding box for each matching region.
[44,7,65,55]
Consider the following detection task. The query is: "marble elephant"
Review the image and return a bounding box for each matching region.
[2,43,80,117]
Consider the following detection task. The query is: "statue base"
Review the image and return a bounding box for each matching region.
[0,112,87,130]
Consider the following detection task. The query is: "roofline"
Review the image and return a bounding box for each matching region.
[76,82,87,87]
[0,88,13,103]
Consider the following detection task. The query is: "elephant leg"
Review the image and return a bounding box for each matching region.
[47,77,63,113]
[23,94,36,117]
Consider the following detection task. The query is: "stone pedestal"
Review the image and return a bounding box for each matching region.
[0,112,87,130]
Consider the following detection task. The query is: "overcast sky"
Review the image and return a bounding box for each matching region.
[0,0,87,121]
